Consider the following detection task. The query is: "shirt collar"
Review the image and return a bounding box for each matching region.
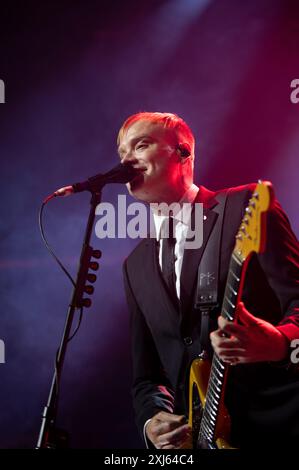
[152,183,199,241]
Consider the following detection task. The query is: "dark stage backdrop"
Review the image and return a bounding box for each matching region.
[0,0,298,448]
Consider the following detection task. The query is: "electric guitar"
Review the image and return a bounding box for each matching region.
[186,180,274,449]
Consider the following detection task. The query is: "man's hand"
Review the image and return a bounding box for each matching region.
[145,411,192,449]
[210,302,290,364]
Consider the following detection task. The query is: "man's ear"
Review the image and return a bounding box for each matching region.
[176,143,191,159]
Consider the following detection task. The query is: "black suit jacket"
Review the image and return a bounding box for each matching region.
[123,185,299,447]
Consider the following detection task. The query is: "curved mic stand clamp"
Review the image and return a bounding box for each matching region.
[36,190,102,449]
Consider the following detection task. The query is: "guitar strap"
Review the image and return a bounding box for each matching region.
[194,191,229,353]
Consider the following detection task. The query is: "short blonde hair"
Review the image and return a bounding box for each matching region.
[117,112,195,157]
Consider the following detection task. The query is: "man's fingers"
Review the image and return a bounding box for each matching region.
[155,411,186,424]
[217,318,247,340]
[217,348,247,357]
[149,412,189,447]
[154,420,182,436]
[210,330,242,349]
[153,412,186,434]
[156,424,191,449]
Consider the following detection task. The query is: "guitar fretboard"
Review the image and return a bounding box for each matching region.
[198,254,244,446]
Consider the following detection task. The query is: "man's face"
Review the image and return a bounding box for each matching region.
[118,120,182,203]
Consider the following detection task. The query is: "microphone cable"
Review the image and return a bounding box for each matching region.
[38,199,84,401]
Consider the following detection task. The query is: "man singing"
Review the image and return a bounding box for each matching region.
[119,112,299,449]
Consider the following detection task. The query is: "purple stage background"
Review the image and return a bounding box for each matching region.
[0,0,298,448]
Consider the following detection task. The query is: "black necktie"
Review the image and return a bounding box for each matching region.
[161,217,178,301]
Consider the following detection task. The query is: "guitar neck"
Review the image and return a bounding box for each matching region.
[222,253,244,322]
[196,181,273,448]
[198,252,248,445]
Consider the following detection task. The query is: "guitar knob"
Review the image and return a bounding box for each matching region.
[92,249,102,259]
[82,298,92,308]
[87,273,97,283]
[89,261,99,271]
[84,285,94,295]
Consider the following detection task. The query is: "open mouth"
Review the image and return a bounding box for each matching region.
[132,168,147,177]
[135,167,147,173]
[129,168,147,186]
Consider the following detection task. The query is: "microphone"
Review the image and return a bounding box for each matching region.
[44,163,139,203]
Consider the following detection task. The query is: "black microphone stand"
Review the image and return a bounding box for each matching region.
[36,190,102,449]
[36,163,137,448]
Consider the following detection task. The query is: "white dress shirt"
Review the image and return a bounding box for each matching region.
[152,183,199,299]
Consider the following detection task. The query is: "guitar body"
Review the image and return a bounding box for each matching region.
[187,355,233,449]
